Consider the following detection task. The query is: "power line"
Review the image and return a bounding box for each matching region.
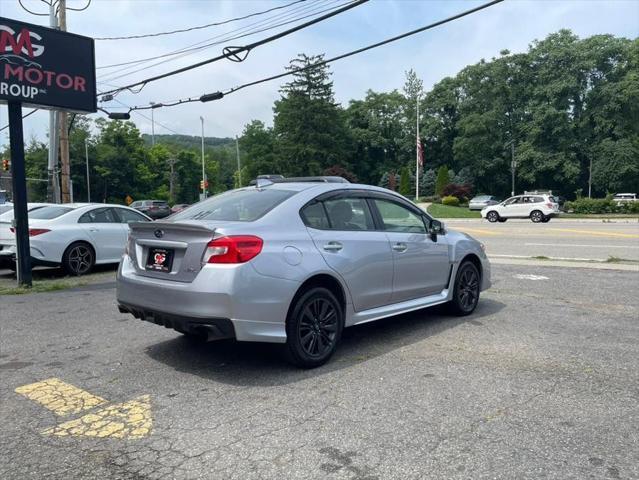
[97,0,337,71]
[98,0,368,99]
[95,0,305,41]
[67,0,91,12]
[97,1,348,84]
[118,0,505,115]
[0,109,39,132]
[112,99,184,137]
[18,0,49,16]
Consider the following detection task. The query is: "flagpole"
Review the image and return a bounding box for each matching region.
[415,97,420,201]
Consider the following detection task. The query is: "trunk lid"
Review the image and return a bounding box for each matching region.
[127,220,217,283]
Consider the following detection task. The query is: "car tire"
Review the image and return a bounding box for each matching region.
[530,210,544,223]
[448,261,481,316]
[62,241,95,276]
[541,216,551,223]
[285,287,344,368]
[498,218,507,223]
[486,211,499,223]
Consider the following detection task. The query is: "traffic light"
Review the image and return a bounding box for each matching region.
[2,159,8,171]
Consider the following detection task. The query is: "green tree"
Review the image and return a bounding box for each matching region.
[435,165,450,196]
[399,167,410,196]
[273,54,352,176]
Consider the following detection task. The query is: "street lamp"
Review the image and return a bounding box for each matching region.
[84,138,90,202]
[200,116,206,200]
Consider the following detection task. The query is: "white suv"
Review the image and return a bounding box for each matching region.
[481,194,559,223]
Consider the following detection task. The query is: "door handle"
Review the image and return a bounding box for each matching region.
[323,241,343,252]
[89,228,99,232]
[392,242,407,253]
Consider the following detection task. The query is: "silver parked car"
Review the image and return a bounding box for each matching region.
[469,195,500,211]
[117,178,491,368]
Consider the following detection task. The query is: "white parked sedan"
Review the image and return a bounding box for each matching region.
[0,203,151,275]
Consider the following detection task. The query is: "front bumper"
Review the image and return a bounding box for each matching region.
[116,255,299,343]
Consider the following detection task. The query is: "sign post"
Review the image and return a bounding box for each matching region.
[0,16,97,286]
[7,101,31,286]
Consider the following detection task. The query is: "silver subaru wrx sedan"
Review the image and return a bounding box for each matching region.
[117,178,491,368]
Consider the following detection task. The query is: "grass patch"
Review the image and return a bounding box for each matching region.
[0,278,88,295]
[427,204,481,219]
[605,256,637,264]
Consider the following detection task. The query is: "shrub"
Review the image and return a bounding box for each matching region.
[442,183,473,201]
[419,195,440,203]
[399,167,410,196]
[435,166,450,196]
[564,197,639,214]
[442,195,460,207]
[323,165,358,183]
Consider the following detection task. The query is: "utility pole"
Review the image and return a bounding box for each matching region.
[46,1,60,203]
[510,141,516,197]
[200,116,206,200]
[235,136,241,187]
[168,158,177,203]
[85,138,90,202]
[150,102,157,146]
[58,0,71,203]
[415,97,420,201]
[588,155,592,198]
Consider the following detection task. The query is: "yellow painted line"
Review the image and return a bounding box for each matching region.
[43,395,152,439]
[454,227,501,236]
[15,378,107,417]
[550,228,639,239]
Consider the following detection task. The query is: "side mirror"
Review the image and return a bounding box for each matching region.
[428,219,444,240]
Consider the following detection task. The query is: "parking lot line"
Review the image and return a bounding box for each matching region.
[14,378,107,417]
[42,395,152,440]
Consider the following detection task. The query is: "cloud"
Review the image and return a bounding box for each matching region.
[1,0,636,147]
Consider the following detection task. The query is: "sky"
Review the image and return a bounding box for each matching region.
[0,0,637,147]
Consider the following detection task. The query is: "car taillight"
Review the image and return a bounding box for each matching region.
[546,203,553,208]
[205,235,263,264]
[9,227,50,236]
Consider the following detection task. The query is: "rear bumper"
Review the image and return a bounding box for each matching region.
[116,255,298,343]
[118,302,235,340]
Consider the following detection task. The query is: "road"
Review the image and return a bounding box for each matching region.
[1,263,638,479]
[445,218,639,262]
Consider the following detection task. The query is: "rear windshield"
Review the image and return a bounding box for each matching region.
[152,201,168,206]
[28,206,74,219]
[473,196,490,201]
[170,188,296,222]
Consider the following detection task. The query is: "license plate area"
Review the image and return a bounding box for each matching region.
[146,247,174,272]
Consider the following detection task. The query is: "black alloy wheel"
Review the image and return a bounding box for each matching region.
[449,261,481,316]
[530,210,544,223]
[285,287,343,368]
[487,211,499,223]
[63,242,95,276]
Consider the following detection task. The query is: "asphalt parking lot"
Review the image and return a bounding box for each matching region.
[1,261,638,480]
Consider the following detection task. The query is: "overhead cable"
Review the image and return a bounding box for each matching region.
[97,0,369,98]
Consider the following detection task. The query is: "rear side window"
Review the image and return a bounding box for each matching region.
[301,202,330,229]
[78,207,119,223]
[29,206,74,219]
[117,208,150,223]
[170,188,296,222]
[152,201,168,207]
[324,198,375,231]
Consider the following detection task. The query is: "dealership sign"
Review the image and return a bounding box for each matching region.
[0,17,96,113]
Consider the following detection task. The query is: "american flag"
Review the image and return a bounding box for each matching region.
[417,137,424,168]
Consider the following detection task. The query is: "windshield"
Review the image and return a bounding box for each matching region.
[473,195,490,201]
[170,188,296,222]
[29,206,74,220]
